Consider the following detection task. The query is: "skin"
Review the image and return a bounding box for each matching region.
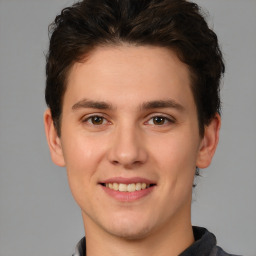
[44,45,220,256]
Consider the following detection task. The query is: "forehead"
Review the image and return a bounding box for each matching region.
[64,45,195,111]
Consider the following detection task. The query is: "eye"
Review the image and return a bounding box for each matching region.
[152,116,166,125]
[83,115,108,125]
[147,115,174,126]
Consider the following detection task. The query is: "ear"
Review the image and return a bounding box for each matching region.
[44,109,65,167]
[196,113,221,169]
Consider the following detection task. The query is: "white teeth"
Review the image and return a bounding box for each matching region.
[141,183,147,189]
[119,184,127,192]
[105,182,151,192]
[113,183,119,191]
[127,183,136,192]
[135,183,141,191]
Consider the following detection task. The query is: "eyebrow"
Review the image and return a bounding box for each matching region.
[72,98,184,111]
[141,99,185,111]
[72,99,113,110]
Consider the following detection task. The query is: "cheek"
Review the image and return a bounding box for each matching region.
[61,123,107,169]
[60,131,106,202]
[151,132,199,184]
[63,137,96,172]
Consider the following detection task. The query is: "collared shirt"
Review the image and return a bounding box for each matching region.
[72,226,241,256]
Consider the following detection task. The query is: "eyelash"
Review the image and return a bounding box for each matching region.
[82,114,175,127]
[146,115,175,126]
[82,115,109,126]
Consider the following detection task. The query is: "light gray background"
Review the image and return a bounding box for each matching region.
[0,0,255,255]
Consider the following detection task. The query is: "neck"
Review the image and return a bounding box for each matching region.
[82,204,194,256]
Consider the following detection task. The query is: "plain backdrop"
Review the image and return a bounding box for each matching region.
[0,0,255,255]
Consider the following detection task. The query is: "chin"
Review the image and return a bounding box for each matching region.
[107,224,152,240]
[103,214,156,240]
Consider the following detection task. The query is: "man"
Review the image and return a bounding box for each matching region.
[44,0,239,255]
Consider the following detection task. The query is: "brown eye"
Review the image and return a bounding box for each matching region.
[90,116,104,125]
[152,116,166,125]
[84,115,107,125]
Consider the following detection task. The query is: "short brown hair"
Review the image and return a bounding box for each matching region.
[45,0,225,136]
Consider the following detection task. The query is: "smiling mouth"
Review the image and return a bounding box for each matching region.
[100,183,156,192]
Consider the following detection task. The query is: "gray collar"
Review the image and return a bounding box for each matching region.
[72,227,237,256]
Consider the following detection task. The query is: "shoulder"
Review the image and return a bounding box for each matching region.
[210,246,242,256]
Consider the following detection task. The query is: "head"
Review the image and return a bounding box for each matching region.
[45,0,224,138]
[44,0,224,243]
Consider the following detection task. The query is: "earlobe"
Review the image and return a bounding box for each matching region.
[196,114,221,169]
[44,109,66,167]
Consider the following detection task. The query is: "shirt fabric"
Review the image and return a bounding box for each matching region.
[72,226,241,256]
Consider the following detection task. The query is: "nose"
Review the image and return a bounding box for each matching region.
[107,124,148,168]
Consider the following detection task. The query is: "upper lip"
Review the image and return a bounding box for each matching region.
[100,176,156,185]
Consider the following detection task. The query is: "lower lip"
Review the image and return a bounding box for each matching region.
[101,185,155,202]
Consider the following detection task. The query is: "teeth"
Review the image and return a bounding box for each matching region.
[127,183,136,192]
[119,183,127,192]
[105,182,151,192]
[113,183,119,191]
[135,183,141,191]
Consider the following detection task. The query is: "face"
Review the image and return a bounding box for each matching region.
[45,45,220,240]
